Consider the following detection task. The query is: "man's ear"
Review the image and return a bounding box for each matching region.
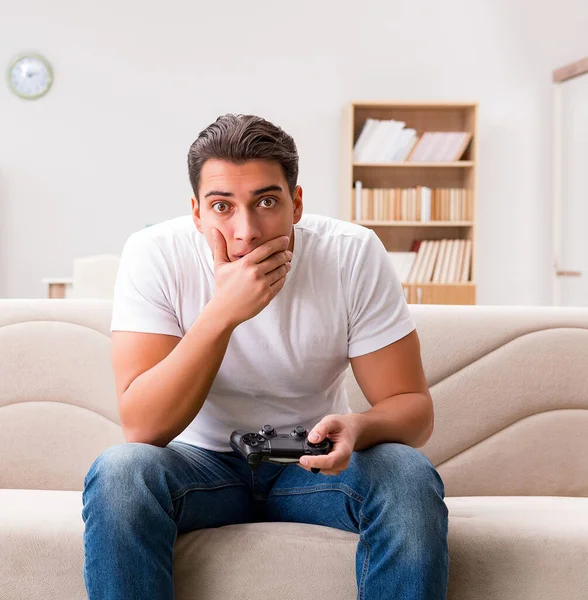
[292,185,304,224]
[191,196,203,234]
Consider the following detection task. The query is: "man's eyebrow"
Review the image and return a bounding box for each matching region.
[204,190,233,199]
[203,185,283,199]
[251,185,283,196]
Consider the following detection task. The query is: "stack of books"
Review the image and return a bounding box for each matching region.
[354,183,472,222]
[353,118,471,163]
[354,119,418,162]
[407,132,472,162]
[387,238,472,284]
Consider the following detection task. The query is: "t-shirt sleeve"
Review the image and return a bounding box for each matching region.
[110,232,182,337]
[346,230,416,358]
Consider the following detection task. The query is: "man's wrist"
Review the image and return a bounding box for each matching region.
[346,413,368,452]
[202,297,240,333]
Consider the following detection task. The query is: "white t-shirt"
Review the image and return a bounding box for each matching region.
[111,213,415,451]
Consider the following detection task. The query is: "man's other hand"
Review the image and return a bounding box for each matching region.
[298,414,361,476]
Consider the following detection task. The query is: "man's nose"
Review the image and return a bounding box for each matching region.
[233,214,262,242]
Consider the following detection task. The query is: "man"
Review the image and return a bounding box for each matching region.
[82,114,449,600]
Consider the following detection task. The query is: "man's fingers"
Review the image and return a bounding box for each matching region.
[259,250,292,275]
[212,229,229,265]
[266,262,291,286]
[300,448,345,471]
[246,235,290,264]
[308,429,323,443]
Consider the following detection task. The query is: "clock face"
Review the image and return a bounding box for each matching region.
[8,54,53,100]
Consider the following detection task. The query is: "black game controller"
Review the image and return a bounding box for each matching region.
[230,425,334,474]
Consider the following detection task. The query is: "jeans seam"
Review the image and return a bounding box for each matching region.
[170,481,247,503]
[268,484,365,504]
[357,515,371,600]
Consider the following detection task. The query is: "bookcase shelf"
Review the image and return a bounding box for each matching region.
[357,221,473,227]
[341,101,478,305]
[353,161,474,168]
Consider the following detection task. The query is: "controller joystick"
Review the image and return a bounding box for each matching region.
[291,426,307,438]
[259,424,276,438]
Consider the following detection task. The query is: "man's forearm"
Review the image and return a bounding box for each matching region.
[350,392,434,451]
[121,300,235,447]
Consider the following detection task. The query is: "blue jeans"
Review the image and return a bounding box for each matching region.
[82,440,448,600]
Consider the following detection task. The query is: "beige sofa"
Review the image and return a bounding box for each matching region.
[1,299,587,600]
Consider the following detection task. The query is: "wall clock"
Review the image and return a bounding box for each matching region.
[8,54,53,100]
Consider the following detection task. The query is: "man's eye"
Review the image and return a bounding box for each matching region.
[212,202,229,213]
[259,197,277,208]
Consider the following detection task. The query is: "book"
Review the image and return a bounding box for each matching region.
[432,239,448,283]
[380,120,407,162]
[407,131,472,162]
[452,240,465,282]
[356,119,408,162]
[460,240,472,282]
[387,252,417,282]
[353,119,379,162]
[439,239,454,283]
[422,240,440,283]
[354,181,362,221]
[406,240,427,283]
[450,132,472,161]
[390,128,417,161]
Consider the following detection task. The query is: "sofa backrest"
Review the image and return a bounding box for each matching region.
[1,300,587,497]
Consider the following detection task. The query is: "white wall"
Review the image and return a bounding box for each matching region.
[1,0,587,302]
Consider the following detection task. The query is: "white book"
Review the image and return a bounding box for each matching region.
[353,119,379,162]
[360,120,390,162]
[432,239,447,282]
[453,240,466,282]
[436,132,458,161]
[406,241,427,283]
[460,240,472,282]
[390,129,416,161]
[380,121,407,162]
[445,132,468,161]
[439,239,454,283]
[422,241,440,283]
[420,187,431,222]
[407,133,429,162]
[412,241,431,283]
[387,252,417,283]
[354,181,362,222]
[446,239,461,282]
[422,132,445,161]
[401,133,418,161]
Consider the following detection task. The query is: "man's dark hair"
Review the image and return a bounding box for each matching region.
[187,114,299,202]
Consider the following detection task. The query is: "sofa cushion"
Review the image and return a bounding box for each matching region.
[445,496,588,600]
[2,489,587,600]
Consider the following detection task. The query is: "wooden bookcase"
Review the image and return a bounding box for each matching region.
[340,101,478,305]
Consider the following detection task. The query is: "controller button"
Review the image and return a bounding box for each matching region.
[250,440,258,446]
[262,425,275,436]
[308,439,331,450]
[291,426,307,438]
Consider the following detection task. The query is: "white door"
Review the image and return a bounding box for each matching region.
[554,73,588,306]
